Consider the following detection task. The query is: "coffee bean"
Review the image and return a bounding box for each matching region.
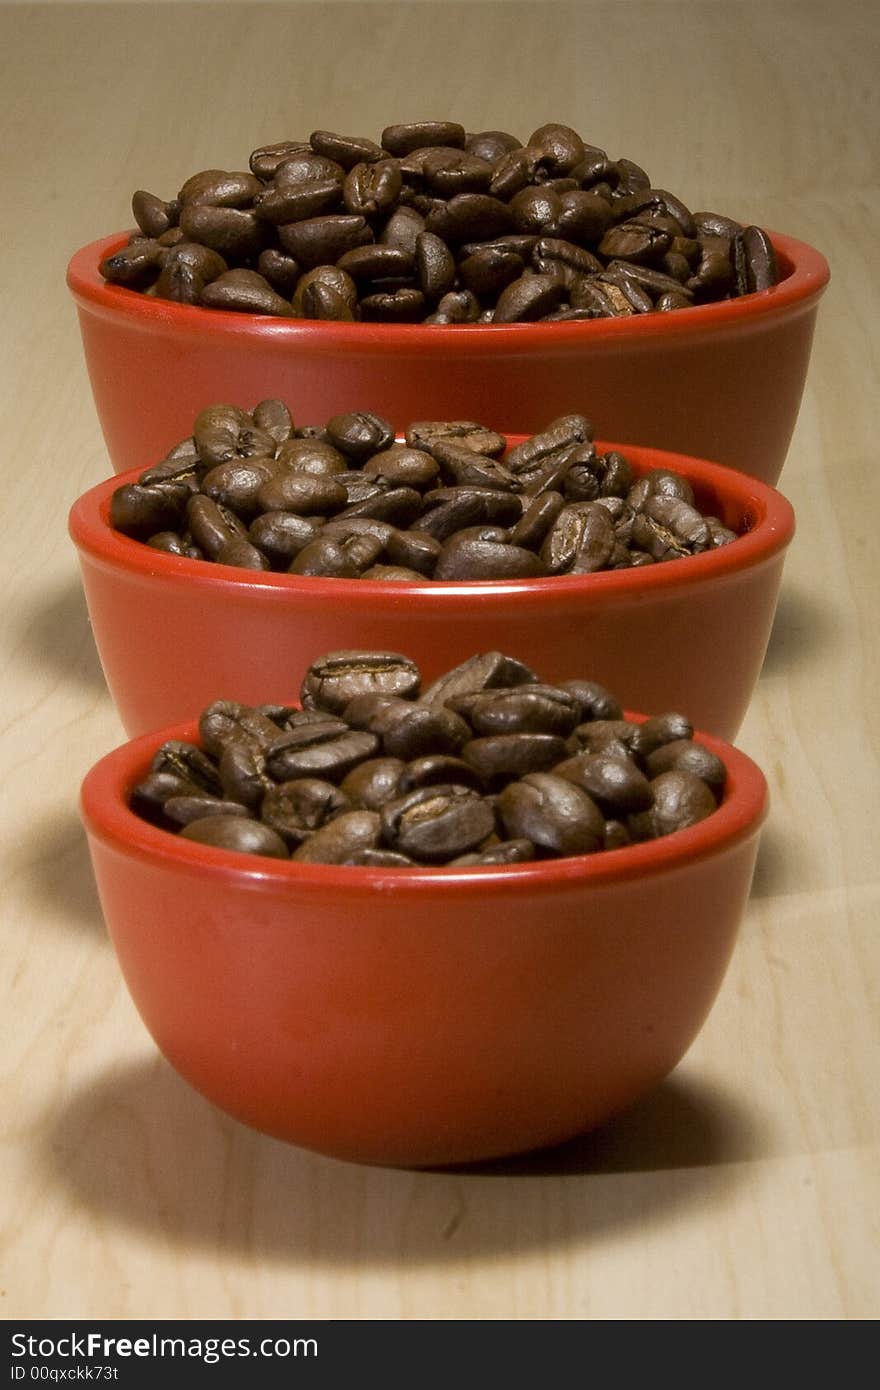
[497,773,604,856]
[291,810,382,863]
[463,733,568,782]
[380,784,495,862]
[553,752,653,814]
[260,777,351,846]
[629,770,717,839]
[302,651,421,714]
[381,122,466,156]
[180,815,289,858]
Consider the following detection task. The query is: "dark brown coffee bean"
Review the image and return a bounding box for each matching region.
[421,652,537,706]
[255,473,346,517]
[630,770,717,840]
[302,651,420,714]
[497,772,604,856]
[343,848,417,867]
[290,265,358,315]
[383,528,441,576]
[164,795,252,826]
[215,535,270,570]
[450,685,579,737]
[412,231,456,301]
[381,122,466,156]
[252,398,293,445]
[423,289,482,323]
[287,536,361,577]
[569,719,641,758]
[340,757,405,809]
[132,190,176,239]
[247,512,323,565]
[630,714,694,761]
[278,214,373,268]
[407,421,507,457]
[427,440,516,491]
[434,535,546,581]
[217,739,274,811]
[380,784,494,863]
[273,152,345,188]
[177,204,267,261]
[527,123,586,176]
[736,225,778,294]
[627,469,695,511]
[150,740,222,795]
[553,752,653,814]
[334,244,415,283]
[465,130,522,162]
[200,459,277,518]
[359,288,426,322]
[109,482,190,539]
[645,739,726,796]
[343,159,403,216]
[310,130,385,169]
[100,239,163,289]
[253,179,342,227]
[418,487,523,540]
[423,192,514,245]
[292,810,382,863]
[274,437,348,474]
[260,777,351,846]
[379,205,426,253]
[266,724,379,783]
[361,445,439,490]
[379,703,472,760]
[509,491,566,550]
[463,734,568,782]
[180,815,288,858]
[257,248,301,296]
[492,272,566,323]
[560,679,623,723]
[642,495,711,553]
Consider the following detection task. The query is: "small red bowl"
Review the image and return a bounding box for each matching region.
[68,439,795,740]
[81,715,767,1168]
[67,229,828,485]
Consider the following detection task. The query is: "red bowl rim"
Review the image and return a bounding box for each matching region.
[80,714,768,895]
[67,228,829,350]
[69,438,795,602]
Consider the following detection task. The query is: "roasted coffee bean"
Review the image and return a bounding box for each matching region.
[110,482,190,539]
[339,757,405,809]
[560,679,623,723]
[217,739,274,810]
[380,784,495,862]
[278,214,373,268]
[645,738,726,795]
[164,795,253,826]
[287,810,380,862]
[151,740,222,795]
[247,511,323,565]
[256,472,347,516]
[418,486,523,540]
[381,122,466,155]
[180,815,288,858]
[362,445,439,490]
[100,239,164,289]
[449,685,579,736]
[310,130,385,169]
[631,712,693,758]
[553,752,653,814]
[497,773,604,857]
[266,724,378,783]
[291,264,358,315]
[492,272,566,322]
[261,777,351,846]
[629,770,717,840]
[287,535,360,577]
[274,437,348,474]
[302,651,420,714]
[735,224,778,294]
[509,491,566,550]
[421,652,538,706]
[627,468,695,510]
[463,733,568,782]
[465,130,521,162]
[433,535,545,581]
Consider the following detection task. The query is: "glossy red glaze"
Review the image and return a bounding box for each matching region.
[67,229,828,484]
[81,717,767,1167]
[69,440,795,740]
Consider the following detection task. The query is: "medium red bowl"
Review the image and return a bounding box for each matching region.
[67,229,828,485]
[68,439,795,741]
[81,715,767,1168]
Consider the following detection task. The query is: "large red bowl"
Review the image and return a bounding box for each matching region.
[67,229,828,485]
[81,715,767,1168]
[68,439,795,740]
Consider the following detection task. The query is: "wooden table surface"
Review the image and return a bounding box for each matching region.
[1,0,877,1322]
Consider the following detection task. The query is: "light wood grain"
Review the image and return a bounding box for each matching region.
[1,0,877,1322]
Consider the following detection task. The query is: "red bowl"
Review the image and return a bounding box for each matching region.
[68,439,795,741]
[81,715,768,1168]
[67,229,828,485]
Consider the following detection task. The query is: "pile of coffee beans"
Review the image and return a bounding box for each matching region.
[130,650,727,865]
[100,122,778,322]
[110,405,738,580]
